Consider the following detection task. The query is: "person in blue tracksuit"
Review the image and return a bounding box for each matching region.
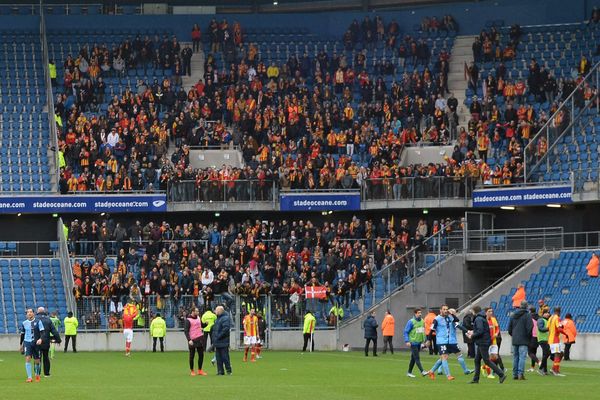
[425,304,473,380]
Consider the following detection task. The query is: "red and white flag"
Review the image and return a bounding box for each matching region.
[304,286,327,300]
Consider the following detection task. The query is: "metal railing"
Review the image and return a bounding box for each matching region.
[40,4,59,193]
[455,227,564,253]
[524,61,600,182]
[167,179,277,203]
[58,218,76,315]
[73,294,334,336]
[69,239,209,258]
[339,220,461,325]
[456,248,547,314]
[361,176,475,203]
[0,241,58,257]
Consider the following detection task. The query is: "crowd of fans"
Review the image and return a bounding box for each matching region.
[69,215,458,323]
[54,15,479,197]
[464,26,599,185]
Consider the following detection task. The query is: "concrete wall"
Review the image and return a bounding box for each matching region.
[189,149,244,170]
[0,329,337,352]
[458,251,555,317]
[338,254,472,349]
[18,0,590,40]
[402,145,454,166]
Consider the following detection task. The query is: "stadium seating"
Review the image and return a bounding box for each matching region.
[0,30,52,192]
[466,23,600,188]
[0,258,67,334]
[492,250,600,333]
[48,28,177,108]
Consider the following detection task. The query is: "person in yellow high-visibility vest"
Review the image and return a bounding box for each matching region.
[49,60,57,86]
[150,313,166,353]
[302,311,316,352]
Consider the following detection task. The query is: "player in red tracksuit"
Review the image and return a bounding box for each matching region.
[122,302,138,356]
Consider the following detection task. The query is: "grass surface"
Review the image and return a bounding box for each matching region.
[0,350,598,400]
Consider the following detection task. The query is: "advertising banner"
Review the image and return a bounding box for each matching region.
[0,194,167,213]
[472,185,572,207]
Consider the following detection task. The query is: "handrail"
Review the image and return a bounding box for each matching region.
[526,90,600,181]
[339,220,460,326]
[456,248,547,314]
[341,249,459,326]
[57,218,76,315]
[524,60,600,181]
[40,4,59,193]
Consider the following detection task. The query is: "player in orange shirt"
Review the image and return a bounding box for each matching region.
[122,301,139,356]
[243,309,259,362]
[547,307,566,376]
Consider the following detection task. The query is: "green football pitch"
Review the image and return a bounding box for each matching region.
[1,350,598,400]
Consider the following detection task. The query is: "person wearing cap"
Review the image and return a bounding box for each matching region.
[508,300,533,380]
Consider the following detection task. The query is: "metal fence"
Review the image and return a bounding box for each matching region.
[68,239,209,258]
[0,241,59,257]
[167,180,277,203]
[447,227,564,253]
[74,294,335,335]
[361,176,476,202]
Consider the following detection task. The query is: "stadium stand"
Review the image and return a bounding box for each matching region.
[0,29,52,192]
[0,258,68,333]
[492,250,600,333]
[465,22,600,187]
[66,216,456,328]
[47,16,467,197]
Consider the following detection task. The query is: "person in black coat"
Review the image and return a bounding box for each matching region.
[33,307,61,377]
[462,313,475,358]
[212,306,232,375]
[467,306,506,384]
[363,311,379,357]
[508,301,533,379]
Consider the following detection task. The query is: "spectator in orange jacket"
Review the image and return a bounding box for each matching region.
[381,310,395,354]
[512,284,526,308]
[586,253,599,277]
[561,313,577,361]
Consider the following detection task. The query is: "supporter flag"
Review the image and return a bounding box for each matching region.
[304,286,327,300]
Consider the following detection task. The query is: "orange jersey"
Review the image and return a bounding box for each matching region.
[547,314,563,344]
[488,316,500,345]
[243,314,258,337]
[122,304,138,330]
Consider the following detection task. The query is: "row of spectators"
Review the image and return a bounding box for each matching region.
[58,34,194,86]
[341,15,458,51]
[69,216,459,311]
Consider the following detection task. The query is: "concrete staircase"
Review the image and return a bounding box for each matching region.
[181,42,205,92]
[457,250,553,317]
[448,35,477,127]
